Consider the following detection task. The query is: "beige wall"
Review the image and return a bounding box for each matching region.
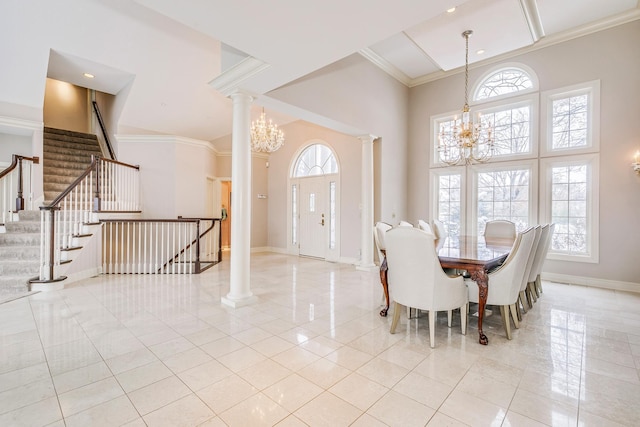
[43,78,90,133]
[269,53,410,226]
[408,21,640,286]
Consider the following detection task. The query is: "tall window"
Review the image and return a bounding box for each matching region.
[541,81,600,156]
[474,164,533,234]
[432,65,538,236]
[432,67,599,263]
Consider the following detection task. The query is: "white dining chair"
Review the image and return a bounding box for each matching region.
[518,225,542,314]
[465,226,537,340]
[484,220,517,240]
[417,219,433,235]
[398,220,414,227]
[526,223,555,298]
[431,219,447,240]
[386,227,468,348]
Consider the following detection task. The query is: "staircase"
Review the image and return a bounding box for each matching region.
[0,210,40,302]
[43,127,102,204]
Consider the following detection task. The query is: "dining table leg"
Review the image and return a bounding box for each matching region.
[470,269,489,345]
[379,255,390,317]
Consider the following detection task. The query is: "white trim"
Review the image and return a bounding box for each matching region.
[540,80,600,157]
[541,272,640,293]
[250,246,359,266]
[469,158,539,235]
[358,48,413,87]
[430,166,467,235]
[539,153,599,263]
[471,63,539,103]
[116,134,219,154]
[369,9,640,88]
[0,116,42,136]
[430,93,538,167]
[208,57,270,96]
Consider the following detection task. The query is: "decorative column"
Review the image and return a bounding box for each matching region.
[356,134,377,271]
[222,91,257,307]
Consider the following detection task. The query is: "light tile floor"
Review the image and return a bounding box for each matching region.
[1,253,639,426]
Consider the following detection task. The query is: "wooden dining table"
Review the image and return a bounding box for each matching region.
[377,233,514,345]
[437,234,514,345]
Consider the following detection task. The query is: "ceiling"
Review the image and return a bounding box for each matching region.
[31,0,640,149]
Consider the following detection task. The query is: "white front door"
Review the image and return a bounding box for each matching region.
[299,176,327,258]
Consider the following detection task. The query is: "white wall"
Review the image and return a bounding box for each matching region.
[408,21,640,286]
[0,134,32,163]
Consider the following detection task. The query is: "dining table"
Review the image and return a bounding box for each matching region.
[437,234,514,345]
[377,232,514,345]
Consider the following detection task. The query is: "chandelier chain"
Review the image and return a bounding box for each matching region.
[437,29,494,166]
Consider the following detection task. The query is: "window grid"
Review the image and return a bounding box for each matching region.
[474,68,533,100]
[293,144,338,177]
[291,184,297,245]
[476,169,530,235]
[329,181,336,249]
[550,164,588,255]
[482,105,531,156]
[551,93,589,150]
[438,174,462,237]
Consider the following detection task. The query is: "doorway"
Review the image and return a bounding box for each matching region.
[220,180,231,251]
[289,142,340,262]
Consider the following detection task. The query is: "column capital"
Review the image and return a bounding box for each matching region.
[228,90,254,103]
[357,134,377,144]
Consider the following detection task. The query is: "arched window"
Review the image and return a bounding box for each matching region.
[292,143,338,177]
[474,67,534,101]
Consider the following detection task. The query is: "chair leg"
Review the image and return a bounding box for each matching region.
[528,282,538,303]
[536,275,543,294]
[499,305,512,340]
[509,303,519,329]
[447,310,453,328]
[525,285,533,308]
[460,303,467,335]
[519,290,528,312]
[428,310,436,348]
[390,302,402,334]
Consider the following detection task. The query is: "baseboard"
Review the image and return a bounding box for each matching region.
[61,267,103,287]
[250,247,359,266]
[541,272,640,293]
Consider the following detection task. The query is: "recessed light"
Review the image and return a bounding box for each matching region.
[83,73,95,79]
[476,49,485,55]
[447,7,456,13]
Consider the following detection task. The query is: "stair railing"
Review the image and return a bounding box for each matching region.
[34,156,140,283]
[91,101,116,160]
[0,154,39,224]
[101,217,221,274]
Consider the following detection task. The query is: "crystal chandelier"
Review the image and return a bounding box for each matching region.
[438,30,494,166]
[250,108,284,153]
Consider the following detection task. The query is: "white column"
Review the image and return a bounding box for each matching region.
[222,91,257,307]
[356,134,377,271]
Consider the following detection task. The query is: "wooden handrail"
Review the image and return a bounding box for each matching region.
[92,101,116,160]
[46,156,98,208]
[101,157,140,170]
[0,154,39,180]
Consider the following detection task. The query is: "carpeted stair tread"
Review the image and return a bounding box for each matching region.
[4,221,41,233]
[0,259,40,275]
[0,233,41,246]
[44,151,100,163]
[0,246,40,260]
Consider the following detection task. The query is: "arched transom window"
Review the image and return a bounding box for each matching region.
[292,143,338,177]
[474,67,534,101]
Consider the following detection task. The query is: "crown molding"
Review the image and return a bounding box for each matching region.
[116,134,218,153]
[209,56,270,97]
[358,48,412,87]
[0,116,43,136]
[366,9,640,88]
